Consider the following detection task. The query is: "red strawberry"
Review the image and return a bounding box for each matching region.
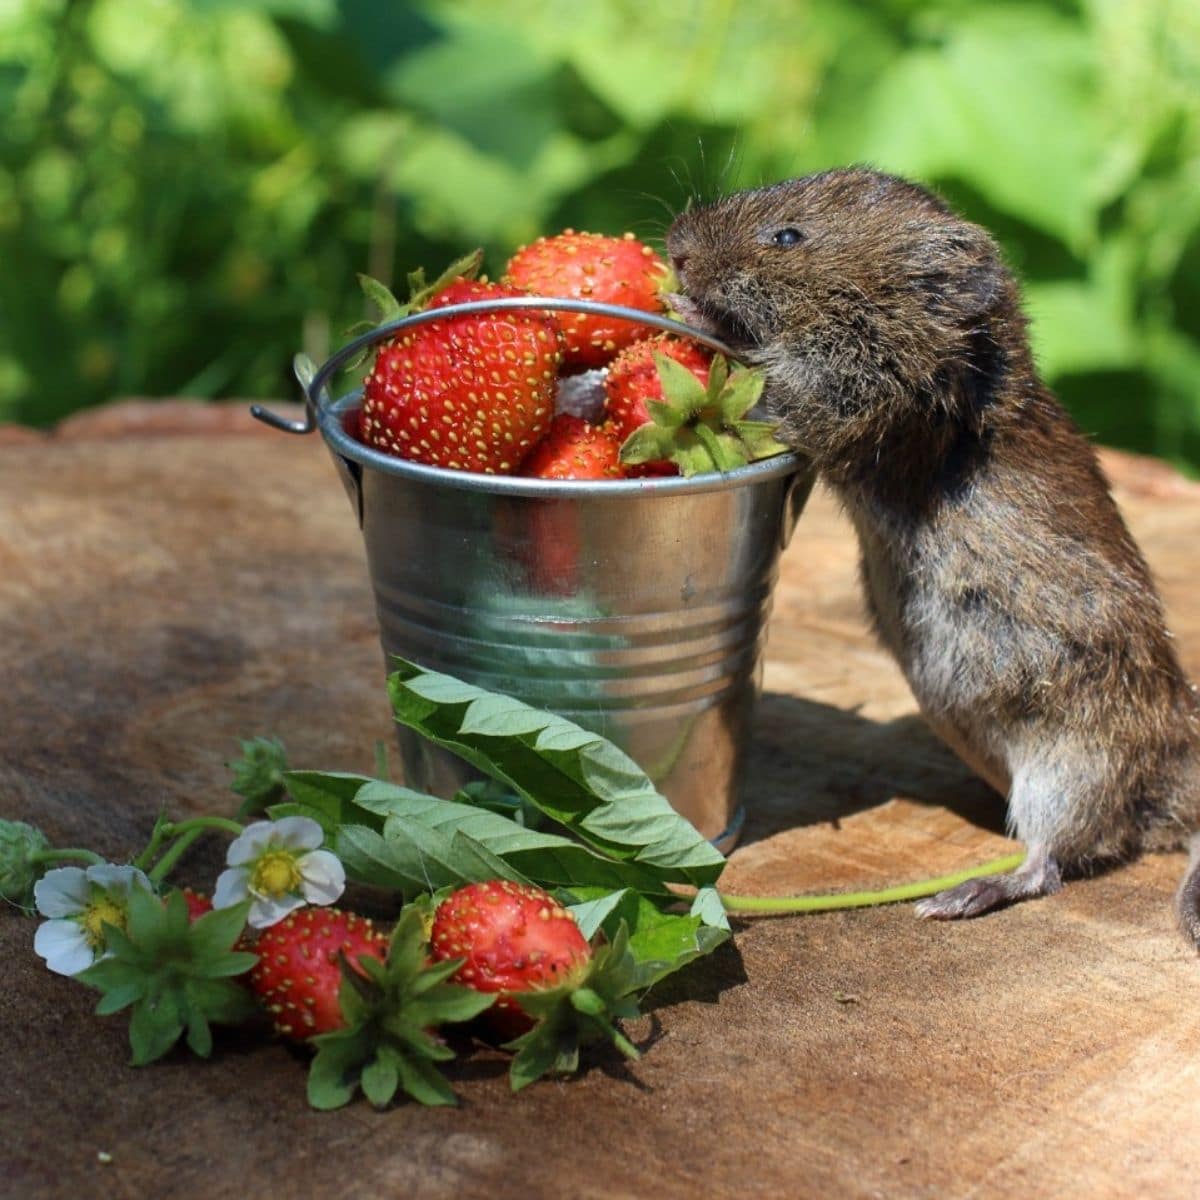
[181,888,213,922]
[249,906,387,1041]
[605,335,712,443]
[519,414,626,481]
[430,881,591,1036]
[504,231,669,370]
[360,277,563,474]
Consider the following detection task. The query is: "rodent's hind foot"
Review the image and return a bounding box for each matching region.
[914,849,1062,921]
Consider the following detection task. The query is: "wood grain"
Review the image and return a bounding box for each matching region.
[3,402,1198,1200]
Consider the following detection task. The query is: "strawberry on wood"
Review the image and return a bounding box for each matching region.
[249,906,387,1041]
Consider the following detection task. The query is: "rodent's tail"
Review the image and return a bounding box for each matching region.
[1176,835,1200,950]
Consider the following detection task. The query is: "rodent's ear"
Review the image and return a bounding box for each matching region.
[941,225,1006,322]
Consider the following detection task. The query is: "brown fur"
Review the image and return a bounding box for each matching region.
[667,168,1200,941]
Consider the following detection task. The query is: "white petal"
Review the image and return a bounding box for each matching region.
[247,892,305,929]
[212,867,250,910]
[34,920,95,976]
[268,816,324,852]
[297,850,345,906]
[85,863,151,896]
[34,868,90,918]
[226,821,277,866]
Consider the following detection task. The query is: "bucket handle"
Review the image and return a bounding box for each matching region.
[249,297,740,435]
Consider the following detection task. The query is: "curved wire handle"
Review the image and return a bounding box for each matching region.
[251,297,739,435]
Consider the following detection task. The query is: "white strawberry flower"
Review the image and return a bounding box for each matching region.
[33,863,153,976]
[213,816,344,929]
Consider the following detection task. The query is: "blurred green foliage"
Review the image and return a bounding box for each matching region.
[2,0,1198,468]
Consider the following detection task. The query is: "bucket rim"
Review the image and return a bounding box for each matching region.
[318,391,811,498]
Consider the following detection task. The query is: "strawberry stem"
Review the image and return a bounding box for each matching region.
[717,853,1027,914]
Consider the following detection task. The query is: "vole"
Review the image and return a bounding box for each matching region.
[666,168,1200,945]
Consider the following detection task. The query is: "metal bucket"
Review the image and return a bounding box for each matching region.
[255,299,814,851]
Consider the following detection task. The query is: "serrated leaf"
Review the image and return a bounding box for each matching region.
[705,353,730,399]
[357,783,672,895]
[275,770,379,838]
[334,824,429,893]
[387,662,725,888]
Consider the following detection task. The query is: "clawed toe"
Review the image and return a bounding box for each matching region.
[914,877,1013,920]
[914,851,1062,922]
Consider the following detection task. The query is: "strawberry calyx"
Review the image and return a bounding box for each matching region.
[306,904,495,1110]
[502,921,643,1092]
[618,352,790,477]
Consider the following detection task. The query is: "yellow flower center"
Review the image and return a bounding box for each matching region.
[251,849,302,898]
[81,896,127,948]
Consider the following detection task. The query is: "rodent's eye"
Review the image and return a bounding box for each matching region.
[771,227,805,247]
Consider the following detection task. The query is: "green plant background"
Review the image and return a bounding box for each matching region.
[3,0,1199,470]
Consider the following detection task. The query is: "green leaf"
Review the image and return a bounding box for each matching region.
[654,351,708,416]
[355,782,675,895]
[387,661,725,888]
[274,770,379,838]
[228,736,289,820]
[361,1052,400,1109]
[308,1028,374,1111]
[689,886,731,932]
[357,273,404,322]
[718,366,765,422]
[619,422,677,465]
[77,898,257,1065]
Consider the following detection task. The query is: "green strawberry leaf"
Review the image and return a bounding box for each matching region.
[654,350,709,417]
[357,273,405,323]
[718,366,765,422]
[306,906,494,1110]
[78,891,257,1066]
[387,661,726,888]
[565,887,730,992]
[618,353,787,477]
[228,736,289,820]
[354,781,678,896]
[271,770,379,838]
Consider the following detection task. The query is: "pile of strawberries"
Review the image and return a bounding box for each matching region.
[356,231,716,481]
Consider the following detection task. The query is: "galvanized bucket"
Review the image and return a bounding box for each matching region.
[254,299,814,850]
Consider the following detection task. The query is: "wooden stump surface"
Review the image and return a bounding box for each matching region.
[3,402,1199,1200]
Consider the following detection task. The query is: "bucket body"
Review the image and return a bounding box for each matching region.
[319,395,813,850]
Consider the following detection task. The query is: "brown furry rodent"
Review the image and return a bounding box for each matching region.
[666,167,1200,944]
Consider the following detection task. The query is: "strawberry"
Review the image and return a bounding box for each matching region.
[604,335,712,444]
[359,271,563,475]
[249,906,387,1041]
[519,414,626,481]
[430,880,591,1036]
[504,231,669,370]
[181,888,213,922]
